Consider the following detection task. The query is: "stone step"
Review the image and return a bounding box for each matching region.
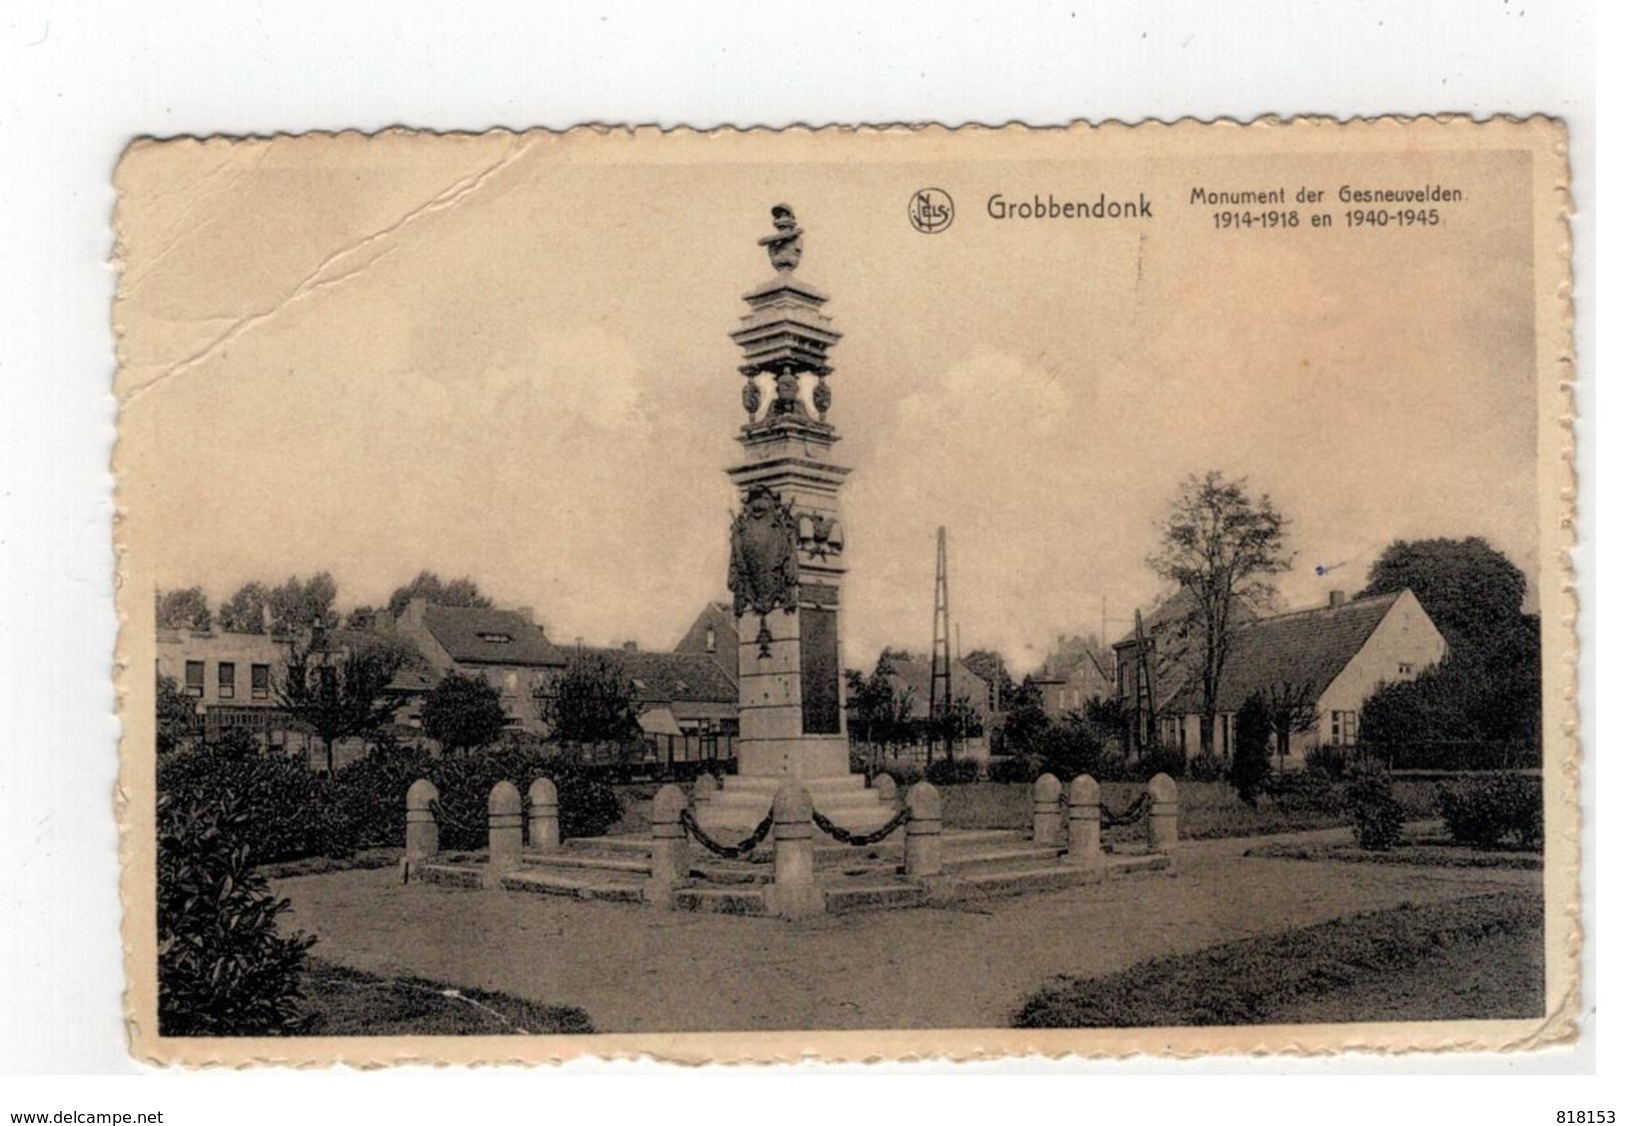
[673,886,768,916]
[824,881,927,914]
[1106,853,1173,878]
[722,773,869,796]
[563,836,652,856]
[523,852,651,876]
[501,868,647,903]
[953,865,1095,899]
[943,846,1065,874]
[411,863,485,889]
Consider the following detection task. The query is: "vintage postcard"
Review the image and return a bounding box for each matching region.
[114,118,1576,1065]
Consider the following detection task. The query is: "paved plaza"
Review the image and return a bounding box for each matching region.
[276,829,1538,1032]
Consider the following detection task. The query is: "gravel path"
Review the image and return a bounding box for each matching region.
[274,830,1538,1033]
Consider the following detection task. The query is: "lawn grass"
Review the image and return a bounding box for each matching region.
[940,779,1438,842]
[1012,890,1543,1028]
[1246,837,1542,870]
[297,957,594,1035]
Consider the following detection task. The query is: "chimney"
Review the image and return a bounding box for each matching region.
[404,596,428,628]
[515,605,535,624]
[1329,590,1346,609]
[623,640,638,652]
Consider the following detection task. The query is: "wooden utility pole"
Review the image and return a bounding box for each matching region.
[928,526,953,762]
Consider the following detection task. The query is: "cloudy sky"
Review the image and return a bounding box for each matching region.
[116,130,1541,673]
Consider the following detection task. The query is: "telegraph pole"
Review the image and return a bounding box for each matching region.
[928,526,953,762]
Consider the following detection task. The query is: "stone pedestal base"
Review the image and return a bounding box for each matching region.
[697,772,897,840]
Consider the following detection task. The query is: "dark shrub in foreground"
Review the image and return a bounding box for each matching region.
[1187,751,1225,783]
[924,758,983,786]
[158,791,315,1036]
[1132,744,1188,782]
[1437,772,1542,849]
[987,755,1042,784]
[1344,768,1404,851]
[331,741,436,850]
[158,742,356,865]
[429,744,622,849]
[1263,771,1344,816]
[1304,743,1349,780]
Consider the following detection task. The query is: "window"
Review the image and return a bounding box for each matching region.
[704,626,716,653]
[184,660,205,697]
[1330,710,1358,746]
[477,632,513,644]
[251,663,270,700]
[1398,662,1414,677]
[218,661,236,700]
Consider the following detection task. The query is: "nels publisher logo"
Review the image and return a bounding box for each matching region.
[908,188,954,234]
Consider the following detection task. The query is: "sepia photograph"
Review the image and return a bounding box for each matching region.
[112,119,1575,1063]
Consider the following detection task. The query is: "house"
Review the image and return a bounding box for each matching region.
[155,623,432,767]
[1156,589,1446,763]
[392,598,566,731]
[1031,634,1114,717]
[673,600,740,682]
[864,653,993,760]
[581,643,739,744]
[1111,589,1205,756]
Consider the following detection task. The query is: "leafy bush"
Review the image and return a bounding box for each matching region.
[924,758,982,786]
[1132,744,1188,783]
[987,755,1042,784]
[1029,720,1104,782]
[157,791,315,1036]
[428,744,622,849]
[1263,771,1344,816]
[331,740,436,850]
[158,742,357,865]
[1304,743,1349,780]
[1231,693,1272,807]
[1187,751,1225,783]
[884,761,924,786]
[1344,768,1404,850]
[1437,772,1542,849]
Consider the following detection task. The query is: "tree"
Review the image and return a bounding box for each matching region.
[422,671,509,755]
[1231,691,1273,808]
[1358,536,1527,652]
[276,626,417,774]
[387,570,493,619]
[1262,679,1320,772]
[536,651,643,746]
[156,673,196,754]
[1358,537,1541,748]
[996,676,1051,757]
[844,664,916,754]
[962,648,1017,712]
[1149,470,1290,757]
[156,586,212,631]
[217,581,270,633]
[266,573,338,635]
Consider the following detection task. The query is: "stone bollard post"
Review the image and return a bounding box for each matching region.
[647,783,689,910]
[1065,774,1102,870]
[764,782,825,919]
[402,779,440,881]
[904,780,943,879]
[692,772,718,815]
[527,777,560,852]
[872,772,898,806]
[1147,772,1180,858]
[1032,773,1064,848]
[486,780,523,888]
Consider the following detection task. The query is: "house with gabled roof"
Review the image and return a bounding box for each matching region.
[393,597,566,730]
[673,600,740,682]
[579,644,740,741]
[1157,589,1446,763]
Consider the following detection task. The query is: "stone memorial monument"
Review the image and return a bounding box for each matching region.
[698,205,894,837]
